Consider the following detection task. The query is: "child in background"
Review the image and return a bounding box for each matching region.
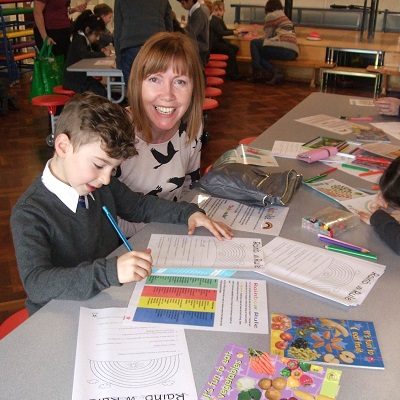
[64,10,111,97]
[93,3,114,50]
[359,156,400,255]
[11,93,232,315]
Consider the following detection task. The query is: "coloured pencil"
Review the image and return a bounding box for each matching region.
[304,168,337,183]
[325,244,377,260]
[102,205,133,252]
[342,163,370,172]
[318,234,370,253]
[359,170,384,177]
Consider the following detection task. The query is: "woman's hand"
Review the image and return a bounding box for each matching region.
[375,97,400,116]
[187,211,233,240]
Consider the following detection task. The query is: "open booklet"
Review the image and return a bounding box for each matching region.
[259,237,386,306]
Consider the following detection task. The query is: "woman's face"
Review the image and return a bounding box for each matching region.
[141,65,193,139]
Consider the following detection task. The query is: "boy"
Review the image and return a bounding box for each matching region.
[11,93,232,315]
[93,3,114,50]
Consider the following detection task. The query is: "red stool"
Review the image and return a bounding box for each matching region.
[206,60,227,69]
[205,67,226,77]
[0,308,29,340]
[210,53,229,61]
[205,87,222,98]
[203,97,219,111]
[53,85,75,97]
[239,136,257,145]
[206,76,224,87]
[32,94,70,146]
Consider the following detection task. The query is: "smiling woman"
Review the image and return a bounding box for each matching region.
[118,31,206,237]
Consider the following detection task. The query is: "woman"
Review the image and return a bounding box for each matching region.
[118,32,205,237]
[250,0,298,84]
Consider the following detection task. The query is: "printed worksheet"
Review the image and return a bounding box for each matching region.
[340,194,377,215]
[296,114,359,135]
[94,59,115,66]
[195,195,289,236]
[260,237,386,306]
[271,140,305,159]
[72,307,197,400]
[148,234,265,271]
[349,98,375,106]
[371,122,400,141]
[124,275,269,333]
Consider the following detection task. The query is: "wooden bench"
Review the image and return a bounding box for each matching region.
[366,65,400,95]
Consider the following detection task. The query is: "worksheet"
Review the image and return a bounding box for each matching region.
[371,122,400,141]
[271,140,305,159]
[260,237,386,306]
[296,114,359,135]
[147,234,265,271]
[195,195,289,236]
[72,307,197,400]
[349,98,375,106]
[124,275,269,333]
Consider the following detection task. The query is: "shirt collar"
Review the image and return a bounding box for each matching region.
[41,160,94,213]
[78,30,90,46]
[189,1,201,16]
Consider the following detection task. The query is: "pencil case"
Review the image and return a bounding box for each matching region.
[297,146,338,163]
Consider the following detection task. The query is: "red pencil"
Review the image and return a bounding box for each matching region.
[359,170,384,177]
[320,167,337,175]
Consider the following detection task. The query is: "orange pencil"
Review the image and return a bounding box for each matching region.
[371,185,380,190]
[359,170,384,177]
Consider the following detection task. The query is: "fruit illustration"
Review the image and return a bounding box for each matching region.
[319,318,349,337]
[280,332,293,341]
[339,350,356,363]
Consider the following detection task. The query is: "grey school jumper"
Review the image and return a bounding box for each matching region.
[11,176,202,314]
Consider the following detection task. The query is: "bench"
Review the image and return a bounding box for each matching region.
[366,65,400,95]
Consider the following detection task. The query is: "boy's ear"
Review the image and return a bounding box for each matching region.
[54,133,72,158]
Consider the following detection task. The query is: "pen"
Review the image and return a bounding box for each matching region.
[304,167,337,183]
[340,116,373,122]
[318,234,370,253]
[341,163,370,172]
[324,244,377,260]
[358,170,384,177]
[102,205,133,252]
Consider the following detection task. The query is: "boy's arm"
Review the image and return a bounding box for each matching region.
[212,17,234,38]
[370,209,400,255]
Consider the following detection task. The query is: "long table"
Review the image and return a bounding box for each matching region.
[0,93,397,398]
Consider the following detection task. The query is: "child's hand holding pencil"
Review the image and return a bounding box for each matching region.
[117,249,153,283]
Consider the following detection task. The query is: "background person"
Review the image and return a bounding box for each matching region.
[375,97,400,116]
[93,3,114,50]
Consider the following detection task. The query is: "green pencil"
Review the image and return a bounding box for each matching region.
[341,163,370,172]
[325,244,377,260]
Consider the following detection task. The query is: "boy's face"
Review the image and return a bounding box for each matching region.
[213,6,224,17]
[55,137,121,195]
[179,0,193,11]
[102,12,113,25]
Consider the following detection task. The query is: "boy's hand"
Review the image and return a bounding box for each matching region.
[116,249,152,283]
[188,211,233,240]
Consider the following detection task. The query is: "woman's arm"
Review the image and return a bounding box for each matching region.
[33,0,56,45]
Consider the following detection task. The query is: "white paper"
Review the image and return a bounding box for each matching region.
[260,237,386,306]
[349,98,375,106]
[124,275,269,333]
[371,122,400,141]
[340,194,378,215]
[271,140,305,159]
[296,114,358,135]
[94,59,115,66]
[72,307,197,400]
[214,145,279,167]
[196,195,289,236]
[148,234,265,271]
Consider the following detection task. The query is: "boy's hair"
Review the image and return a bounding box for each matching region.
[128,31,204,143]
[93,3,113,17]
[55,92,137,160]
[212,1,224,12]
[265,0,283,13]
[380,156,400,207]
[73,10,106,34]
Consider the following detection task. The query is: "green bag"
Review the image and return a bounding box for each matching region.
[30,40,64,99]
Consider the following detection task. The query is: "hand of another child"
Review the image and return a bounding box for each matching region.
[374,97,400,116]
[102,47,112,56]
[116,249,152,283]
[187,211,233,240]
[358,211,372,225]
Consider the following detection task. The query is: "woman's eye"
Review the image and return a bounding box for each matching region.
[94,163,103,169]
[175,79,187,86]
[148,76,158,83]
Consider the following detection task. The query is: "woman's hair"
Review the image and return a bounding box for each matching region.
[380,156,400,207]
[55,92,137,160]
[128,31,204,143]
[265,0,283,13]
[93,3,113,17]
[73,10,105,34]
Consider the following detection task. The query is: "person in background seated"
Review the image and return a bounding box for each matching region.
[64,10,111,97]
[118,32,205,237]
[249,0,298,84]
[209,1,241,80]
[375,97,400,116]
[11,92,232,314]
[177,0,209,67]
[359,157,400,255]
[93,3,114,51]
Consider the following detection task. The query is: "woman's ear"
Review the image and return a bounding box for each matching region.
[54,133,72,158]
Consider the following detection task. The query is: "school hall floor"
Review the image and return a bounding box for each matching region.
[0,73,373,323]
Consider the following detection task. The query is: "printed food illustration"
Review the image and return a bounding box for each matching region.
[270,314,384,369]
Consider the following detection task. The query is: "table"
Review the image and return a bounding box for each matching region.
[67,57,125,103]
[1,93,397,398]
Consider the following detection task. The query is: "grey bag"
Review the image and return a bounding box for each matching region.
[197,163,302,207]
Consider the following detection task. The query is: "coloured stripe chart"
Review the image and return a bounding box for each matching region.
[124,275,269,334]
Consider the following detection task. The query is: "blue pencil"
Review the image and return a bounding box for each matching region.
[102,205,133,252]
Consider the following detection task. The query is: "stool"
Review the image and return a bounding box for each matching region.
[210,53,229,61]
[205,67,226,77]
[202,98,219,143]
[206,60,227,69]
[0,308,29,340]
[206,76,224,87]
[205,86,222,98]
[239,136,257,145]
[53,85,75,97]
[32,94,70,146]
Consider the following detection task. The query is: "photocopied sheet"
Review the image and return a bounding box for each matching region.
[260,237,386,306]
[371,122,400,141]
[124,275,269,333]
[195,195,289,236]
[94,59,115,66]
[271,140,305,159]
[148,234,265,271]
[72,307,197,400]
[349,98,375,106]
[296,114,360,135]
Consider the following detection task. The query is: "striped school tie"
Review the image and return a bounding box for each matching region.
[78,195,87,209]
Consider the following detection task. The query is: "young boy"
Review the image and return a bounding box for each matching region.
[93,3,114,50]
[11,93,232,315]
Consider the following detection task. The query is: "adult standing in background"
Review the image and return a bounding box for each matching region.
[33,0,87,58]
[114,0,173,83]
